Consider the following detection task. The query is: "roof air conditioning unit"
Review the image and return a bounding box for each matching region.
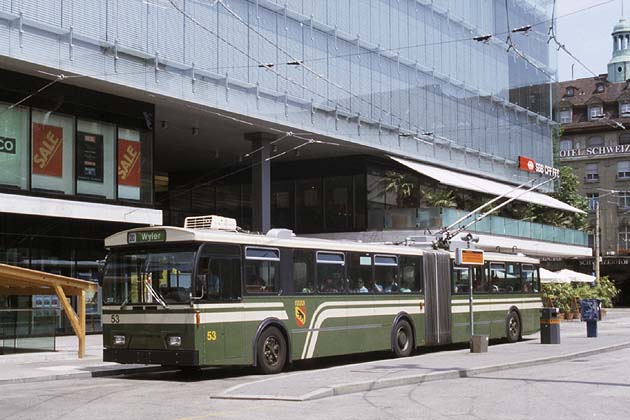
[184,215,238,231]
[266,228,295,239]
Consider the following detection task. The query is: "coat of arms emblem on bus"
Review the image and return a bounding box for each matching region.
[294,300,306,327]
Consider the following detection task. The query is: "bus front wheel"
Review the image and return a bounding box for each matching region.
[506,311,521,343]
[393,319,413,358]
[256,326,287,374]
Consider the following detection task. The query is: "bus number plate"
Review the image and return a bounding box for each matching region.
[207,330,217,341]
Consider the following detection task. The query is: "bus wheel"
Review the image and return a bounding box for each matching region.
[257,327,287,374]
[506,311,521,343]
[393,319,413,357]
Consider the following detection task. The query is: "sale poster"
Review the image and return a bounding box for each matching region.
[32,123,63,177]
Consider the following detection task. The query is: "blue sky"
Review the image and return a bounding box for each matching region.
[556,0,624,81]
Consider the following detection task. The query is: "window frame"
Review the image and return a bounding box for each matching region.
[244,246,281,261]
[620,102,630,116]
[559,109,572,124]
[588,105,603,120]
[617,161,630,180]
[585,163,599,182]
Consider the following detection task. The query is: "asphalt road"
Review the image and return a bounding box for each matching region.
[1,347,629,420]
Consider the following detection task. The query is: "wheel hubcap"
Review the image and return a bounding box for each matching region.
[263,336,280,366]
[397,328,409,351]
[509,317,519,337]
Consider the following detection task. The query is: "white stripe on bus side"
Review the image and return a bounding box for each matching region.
[102,302,285,311]
[301,300,542,359]
[305,305,422,359]
[102,310,289,325]
[300,299,424,359]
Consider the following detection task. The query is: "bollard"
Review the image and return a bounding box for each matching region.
[586,320,598,337]
[470,334,488,353]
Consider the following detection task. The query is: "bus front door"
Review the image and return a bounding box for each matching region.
[423,251,452,346]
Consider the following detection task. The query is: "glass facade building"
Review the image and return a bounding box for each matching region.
[0,0,556,181]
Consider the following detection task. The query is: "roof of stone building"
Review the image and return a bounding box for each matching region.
[557,76,630,107]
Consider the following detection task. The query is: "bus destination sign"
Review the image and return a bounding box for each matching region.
[127,230,166,244]
[456,248,485,266]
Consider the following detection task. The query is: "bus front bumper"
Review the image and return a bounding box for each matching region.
[104,348,199,366]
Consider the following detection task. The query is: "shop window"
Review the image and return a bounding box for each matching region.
[324,176,353,231]
[271,181,294,229]
[31,110,75,194]
[117,127,152,202]
[0,103,29,189]
[76,119,116,199]
[295,178,323,233]
[585,163,599,182]
[618,161,630,179]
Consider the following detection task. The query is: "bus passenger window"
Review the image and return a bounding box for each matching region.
[374,255,398,293]
[489,263,506,293]
[244,247,280,294]
[293,249,314,294]
[522,264,538,293]
[452,267,470,294]
[506,263,522,293]
[472,266,488,293]
[399,256,423,293]
[347,253,372,293]
[316,251,345,293]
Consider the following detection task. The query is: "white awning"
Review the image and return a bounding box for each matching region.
[390,156,585,214]
[0,192,163,225]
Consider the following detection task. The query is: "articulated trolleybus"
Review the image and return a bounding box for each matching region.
[102,215,542,374]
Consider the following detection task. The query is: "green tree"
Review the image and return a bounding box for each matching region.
[425,190,457,208]
[382,171,416,207]
[533,166,589,230]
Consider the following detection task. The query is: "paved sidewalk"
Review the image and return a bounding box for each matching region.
[0,334,155,384]
[214,309,630,401]
[1,309,629,398]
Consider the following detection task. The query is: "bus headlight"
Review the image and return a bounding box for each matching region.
[167,336,182,347]
[113,335,126,346]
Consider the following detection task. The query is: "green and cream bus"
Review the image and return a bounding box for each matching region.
[102,216,542,374]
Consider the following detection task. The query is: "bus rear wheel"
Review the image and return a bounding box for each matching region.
[393,319,413,358]
[506,311,521,343]
[256,327,287,374]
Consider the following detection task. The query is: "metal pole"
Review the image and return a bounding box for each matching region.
[595,201,601,281]
[469,267,474,337]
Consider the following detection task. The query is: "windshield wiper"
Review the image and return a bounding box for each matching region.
[144,278,168,309]
[119,297,129,310]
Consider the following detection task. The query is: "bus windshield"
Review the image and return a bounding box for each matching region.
[102,247,196,305]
